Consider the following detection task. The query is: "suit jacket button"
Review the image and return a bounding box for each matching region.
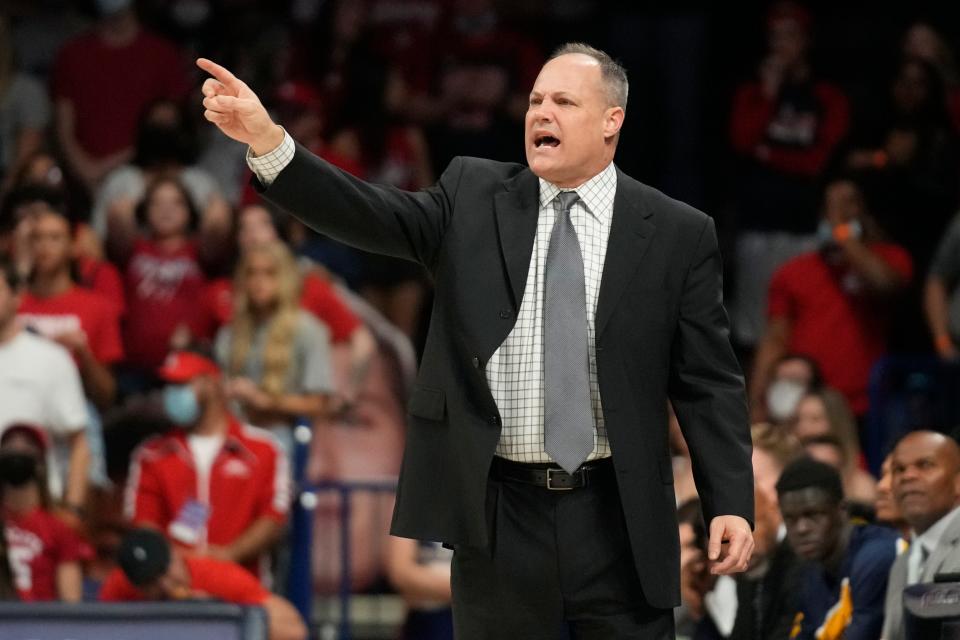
[490,415,500,426]
[499,309,512,319]
[472,356,480,368]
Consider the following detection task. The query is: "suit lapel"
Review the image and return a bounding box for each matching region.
[494,169,540,308]
[921,511,960,581]
[595,168,656,338]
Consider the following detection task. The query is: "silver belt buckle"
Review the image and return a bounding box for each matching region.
[546,467,574,490]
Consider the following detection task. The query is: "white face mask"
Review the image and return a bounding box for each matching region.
[766,379,806,423]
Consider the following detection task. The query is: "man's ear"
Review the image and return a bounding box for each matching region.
[603,106,625,140]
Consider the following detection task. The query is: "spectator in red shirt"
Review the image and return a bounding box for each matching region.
[100,528,306,640]
[1,423,90,602]
[206,203,375,402]
[50,0,189,194]
[108,177,224,388]
[124,351,290,580]
[750,175,912,419]
[1,185,126,318]
[728,1,851,348]
[17,205,122,411]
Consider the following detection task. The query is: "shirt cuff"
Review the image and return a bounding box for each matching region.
[246,128,295,186]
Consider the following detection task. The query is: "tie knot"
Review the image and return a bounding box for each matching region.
[555,191,580,213]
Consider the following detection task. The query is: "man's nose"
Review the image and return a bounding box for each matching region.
[530,105,554,123]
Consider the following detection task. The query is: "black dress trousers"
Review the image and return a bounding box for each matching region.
[451,462,675,639]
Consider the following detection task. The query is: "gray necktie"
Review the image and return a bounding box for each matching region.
[544,191,595,474]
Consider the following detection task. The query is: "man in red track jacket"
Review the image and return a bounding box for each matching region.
[124,351,290,581]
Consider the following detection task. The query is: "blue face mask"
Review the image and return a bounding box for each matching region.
[163,384,200,426]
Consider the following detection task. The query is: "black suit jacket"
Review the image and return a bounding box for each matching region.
[255,147,754,608]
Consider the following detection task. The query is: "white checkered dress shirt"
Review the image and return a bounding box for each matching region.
[248,132,615,463]
[488,165,615,463]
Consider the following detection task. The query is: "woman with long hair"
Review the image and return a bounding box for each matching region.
[215,241,338,453]
[791,387,877,506]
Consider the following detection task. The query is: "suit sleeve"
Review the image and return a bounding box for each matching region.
[668,216,754,527]
[253,144,463,273]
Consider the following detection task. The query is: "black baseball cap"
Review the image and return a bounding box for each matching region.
[118,528,171,587]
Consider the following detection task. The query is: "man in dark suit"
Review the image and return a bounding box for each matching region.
[197,43,754,639]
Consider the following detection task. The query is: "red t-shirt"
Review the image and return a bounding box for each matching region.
[123,238,213,370]
[19,285,124,365]
[50,29,189,158]
[767,244,913,414]
[98,555,269,605]
[78,255,127,318]
[4,508,91,601]
[730,80,850,177]
[204,272,360,342]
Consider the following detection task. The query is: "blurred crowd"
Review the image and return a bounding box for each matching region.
[1,0,960,638]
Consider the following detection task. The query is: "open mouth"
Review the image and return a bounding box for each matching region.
[534,135,561,148]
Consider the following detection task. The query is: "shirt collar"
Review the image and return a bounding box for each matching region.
[913,504,960,552]
[537,162,617,222]
[170,414,252,458]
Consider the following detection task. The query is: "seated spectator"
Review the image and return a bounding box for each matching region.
[50,0,190,194]
[124,351,290,581]
[876,453,909,537]
[845,55,960,351]
[214,242,339,455]
[385,536,453,640]
[846,57,958,275]
[1,423,89,602]
[91,98,230,240]
[728,1,850,348]
[901,21,960,134]
[802,434,877,522]
[751,421,803,509]
[17,204,122,410]
[791,388,877,506]
[1,185,125,316]
[100,528,306,640]
[698,488,803,640]
[758,353,823,424]
[777,457,898,640]
[882,430,960,640]
[0,16,51,197]
[685,424,802,639]
[0,256,89,510]
[750,176,912,419]
[207,202,374,404]
[924,208,960,360]
[108,176,221,389]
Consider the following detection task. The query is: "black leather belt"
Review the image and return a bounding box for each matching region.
[490,456,615,490]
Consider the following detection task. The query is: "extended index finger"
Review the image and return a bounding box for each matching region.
[196,58,245,93]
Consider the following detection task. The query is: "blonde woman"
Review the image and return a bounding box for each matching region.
[215,241,337,453]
